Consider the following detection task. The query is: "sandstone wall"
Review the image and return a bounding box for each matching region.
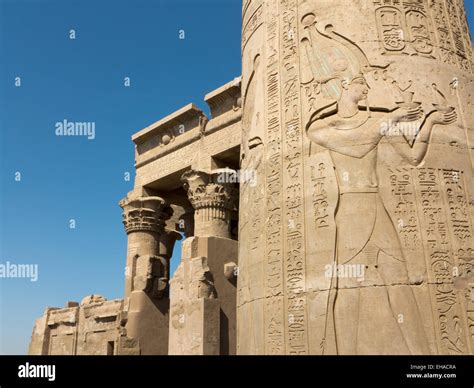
[238,0,474,355]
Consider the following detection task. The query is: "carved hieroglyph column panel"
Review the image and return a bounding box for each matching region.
[119,196,181,354]
[239,0,474,355]
[181,169,237,239]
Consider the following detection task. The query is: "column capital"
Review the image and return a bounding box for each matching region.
[181,169,237,211]
[119,196,171,235]
[181,169,237,238]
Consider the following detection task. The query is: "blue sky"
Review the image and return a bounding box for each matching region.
[0,0,473,355]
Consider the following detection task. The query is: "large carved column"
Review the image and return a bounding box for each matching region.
[119,196,181,355]
[238,0,474,355]
[169,169,239,354]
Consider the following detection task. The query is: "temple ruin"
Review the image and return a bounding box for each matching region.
[29,0,474,355]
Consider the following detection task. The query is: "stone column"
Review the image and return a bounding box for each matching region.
[239,0,474,355]
[119,196,181,355]
[169,169,239,354]
[121,196,167,298]
[181,169,236,239]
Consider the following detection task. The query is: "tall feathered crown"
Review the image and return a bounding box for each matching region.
[300,12,388,101]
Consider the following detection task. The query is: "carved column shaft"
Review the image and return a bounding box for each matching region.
[119,195,181,355]
[171,169,239,354]
[194,206,231,236]
[239,0,474,355]
[120,196,179,299]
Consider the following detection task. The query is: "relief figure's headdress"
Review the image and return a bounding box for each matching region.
[300,12,388,101]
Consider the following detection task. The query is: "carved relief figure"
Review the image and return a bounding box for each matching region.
[301,13,457,354]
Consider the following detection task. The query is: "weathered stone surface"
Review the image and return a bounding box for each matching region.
[28,299,122,355]
[29,0,473,356]
[238,0,474,355]
[169,254,220,355]
[169,237,238,355]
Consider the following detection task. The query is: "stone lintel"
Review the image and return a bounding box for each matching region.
[204,76,242,119]
[82,299,123,319]
[132,103,206,144]
[134,120,241,188]
[133,110,241,171]
[134,126,201,169]
[132,104,208,166]
[47,306,79,326]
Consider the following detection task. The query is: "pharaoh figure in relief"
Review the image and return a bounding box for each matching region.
[301,13,457,354]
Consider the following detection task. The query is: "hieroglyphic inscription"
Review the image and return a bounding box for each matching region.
[373,0,472,72]
[389,168,422,251]
[453,0,474,70]
[467,282,474,346]
[136,142,198,186]
[444,0,471,72]
[310,163,330,230]
[136,123,241,186]
[249,188,264,251]
[264,0,285,355]
[388,167,443,352]
[429,0,457,66]
[405,0,434,55]
[280,0,308,354]
[373,0,434,56]
[375,5,406,52]
[429,0,472,71]
[413,168,468,354]
[442,170,472,252]
[389,167,471,354]
[441,170,474,349]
